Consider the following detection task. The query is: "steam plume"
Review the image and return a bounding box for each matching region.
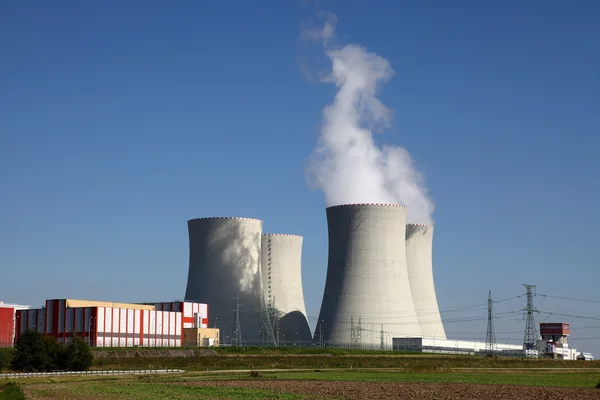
[304,18,434,224]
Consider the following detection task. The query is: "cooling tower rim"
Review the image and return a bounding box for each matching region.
[406,223,433,227]
[262,233,303,238]
[326,203,406,209]
[188,216,263,222]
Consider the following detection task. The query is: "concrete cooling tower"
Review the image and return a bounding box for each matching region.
[184,217,266,345]
[260,234,311,344]
[314,204,422,348]
[405,224,446,340]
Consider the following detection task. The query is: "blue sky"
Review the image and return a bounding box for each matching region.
[1,1,599,355]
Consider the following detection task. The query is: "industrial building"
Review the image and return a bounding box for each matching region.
[405,223,446,340]
[0,301,30,347]
[392,337,523,356]
[184,217,268,346]
[260,233,312,344]
[314,204,422,348]
[538,323,583,360]
[14,299,208,347]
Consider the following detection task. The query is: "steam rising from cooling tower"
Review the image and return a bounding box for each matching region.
[304,17,434,224]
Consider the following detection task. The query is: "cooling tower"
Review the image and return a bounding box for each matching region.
[260,234,312,344]
[184,217,265,345]
[314,204,422,348]
[405,224,446,340]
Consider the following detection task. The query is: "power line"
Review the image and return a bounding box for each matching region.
[537,294,600,304]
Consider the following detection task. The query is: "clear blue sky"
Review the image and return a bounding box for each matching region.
[1,1,599,355]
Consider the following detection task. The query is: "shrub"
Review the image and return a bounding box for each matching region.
[0,382,26,400]
[9,331,88,372]
[64,336,93,371]
[249,370,263,378]
[0,349,7,372]
[11,331,54,372]
[596,380,600,389]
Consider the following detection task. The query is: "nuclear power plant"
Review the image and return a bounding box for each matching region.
[260,234,312,343]
[184,217,266,345]
[313,204,423,348]
[181,204,447,348]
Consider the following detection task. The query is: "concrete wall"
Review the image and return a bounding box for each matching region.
[405,224,446,340]
[184,217,265,345]
[260,234,311,342]
[314,204,422,347]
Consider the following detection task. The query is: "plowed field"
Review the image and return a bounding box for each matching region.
[174,379,600,399]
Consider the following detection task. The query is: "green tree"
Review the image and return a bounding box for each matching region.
[64,335,93,371]
[0,348,7,372]
[11,331,67,372]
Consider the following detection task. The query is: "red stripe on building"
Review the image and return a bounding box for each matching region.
[139,310,144,347]
[92,307,98,347]
[63,300,67,344]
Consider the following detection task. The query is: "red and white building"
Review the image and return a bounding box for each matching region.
[15,298,208,348]
[0,301,30,347]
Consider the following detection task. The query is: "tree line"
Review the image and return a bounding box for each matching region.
[0,331,93,372]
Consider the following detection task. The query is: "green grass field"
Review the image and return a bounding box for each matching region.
[4,368,600,399]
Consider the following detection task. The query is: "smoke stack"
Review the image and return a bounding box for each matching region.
[260,234,312,343]
[184,217,265,345]
[405,224,446,340]
[314,204,422,348]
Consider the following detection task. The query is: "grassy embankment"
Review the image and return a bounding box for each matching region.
[9,369,600,399]
[89,347,600,371]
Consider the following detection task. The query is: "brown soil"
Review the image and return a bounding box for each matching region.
[175,380,600,399]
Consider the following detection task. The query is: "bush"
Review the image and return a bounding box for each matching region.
[64,336,93,371]
[11,331,54,372]
[596,380,600,389]
[0,349,7,373]
[0,382,26,400]
[10,331,93,372]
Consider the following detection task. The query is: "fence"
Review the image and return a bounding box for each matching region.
[0,369,185,379]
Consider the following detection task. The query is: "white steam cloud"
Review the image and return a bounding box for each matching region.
[304,17,434,224]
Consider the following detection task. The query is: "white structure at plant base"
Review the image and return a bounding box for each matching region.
[405,223,447,340]
[260,234,311,343]
[314,204,422,348]
[184,217,265,345]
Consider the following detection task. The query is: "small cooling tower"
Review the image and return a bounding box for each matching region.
[260,234,311,344]
[184,217,266,345]
[314,204,422,348]
[405,223,446,340]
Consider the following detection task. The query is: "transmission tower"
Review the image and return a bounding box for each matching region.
[350,316,358,348]
[350,316,362,349]
[257,303,277,347]
[233,293,242,347]
[522,284,539,357]
[485,290,497,357]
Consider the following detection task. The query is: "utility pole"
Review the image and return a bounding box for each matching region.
[319,322,323,348]
[522,284,539,358]
[380,324,384,351]
[233,293,242,347]
[485,290,497,357]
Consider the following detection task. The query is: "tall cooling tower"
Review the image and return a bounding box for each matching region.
[405,224,446,340]
[314,204,422,348]
[260,234,312,344]
[184,217,265,345]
